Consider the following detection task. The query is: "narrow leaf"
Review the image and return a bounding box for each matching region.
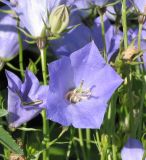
[0,126,23,155]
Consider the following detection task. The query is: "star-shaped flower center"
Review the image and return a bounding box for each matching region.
[65,80,91,104]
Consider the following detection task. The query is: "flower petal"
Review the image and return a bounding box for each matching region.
[69,99,107,128]
[48,56,75,96]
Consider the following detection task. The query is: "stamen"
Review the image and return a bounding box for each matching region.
[65,80,91,104]
[15,90,43,106]
[21,100,43,106]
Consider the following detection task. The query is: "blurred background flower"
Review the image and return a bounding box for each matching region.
[121,138,145,160]
[0,6,19,62]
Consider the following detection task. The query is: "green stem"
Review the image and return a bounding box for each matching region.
[17,21,26,145]
[6,63,20,72]
[86,129,91,159]
[127,69,134,137]
[112,137,117,160]
[138,24,143,49]
[122,0,128,49]
[98,10,107,62]
[73,136,80,160]
[66,127,74,160]
[95,131,107,160]
[106,94,117,134]
[18,26,24,79]
[40,48,47,85]
[95,131,102,155]
[40,48,49,160]
[78,129,87,160]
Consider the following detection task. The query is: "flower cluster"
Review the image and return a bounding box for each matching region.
[1,0,123,129]
[0,0,146,159]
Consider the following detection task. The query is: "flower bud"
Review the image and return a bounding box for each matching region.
[138,6,146,24]
[28,59,38,74]
[49,5,69,34]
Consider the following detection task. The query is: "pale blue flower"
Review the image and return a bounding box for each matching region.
[47,41,123,128]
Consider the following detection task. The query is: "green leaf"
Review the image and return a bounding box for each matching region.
[0,109,8,117]
[0,126,23,155]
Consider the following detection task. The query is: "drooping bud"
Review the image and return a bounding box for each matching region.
[49,5,69,34]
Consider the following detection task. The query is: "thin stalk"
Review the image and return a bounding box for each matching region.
[40,48,49,160]
[18,25,24,78]
[6,63,20,72]
[98,10,107,62]
[122,0,128,49]
[66,128,74,160]
[17,21,26,144]
[112,137,117,160]
[40,48,47,85]
[66,137,72,160]
[86,129,91,159]
[127,69,134,137]
[95,131,102,157]
[73,137,80,160]
[78,129,87,160]
[95,131,107,160]
[138,24,143,49]
[106,94,117,134]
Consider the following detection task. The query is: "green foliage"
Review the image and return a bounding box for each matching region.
[0,126,23,155]
[0,109,8,118]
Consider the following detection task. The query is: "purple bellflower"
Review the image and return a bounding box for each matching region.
[2,0,71,39]
[0,7,19,61]
[6,70,48,128]
[46,41,123,128]
[121,138,145,160]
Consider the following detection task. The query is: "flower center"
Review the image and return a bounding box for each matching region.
[65,80,91,104]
